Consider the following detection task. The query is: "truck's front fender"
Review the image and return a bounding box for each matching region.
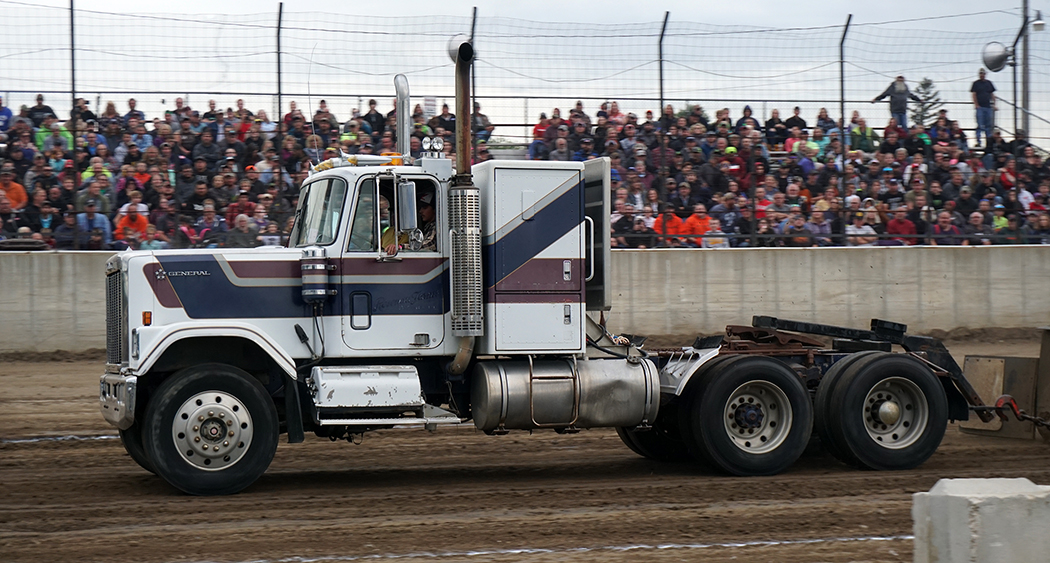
[133,322,299,379]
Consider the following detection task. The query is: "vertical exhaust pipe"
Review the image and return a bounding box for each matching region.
[394,74,411,162]
[446,34,482,374]
[449,36,475,181]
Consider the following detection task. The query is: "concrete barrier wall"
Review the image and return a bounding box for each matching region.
[606,246,1050,338]
[1,246,1049,352]
[0,251,113,353]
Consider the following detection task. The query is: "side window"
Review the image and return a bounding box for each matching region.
[347,178,377,252]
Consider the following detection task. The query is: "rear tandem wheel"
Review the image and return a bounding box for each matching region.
[678,356,813,476]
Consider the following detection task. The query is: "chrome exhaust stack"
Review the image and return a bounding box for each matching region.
[394,74,412,163]
[446,34,482,374]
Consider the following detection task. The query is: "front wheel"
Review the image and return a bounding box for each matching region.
[142,364,279,495]
[679,356,812,476]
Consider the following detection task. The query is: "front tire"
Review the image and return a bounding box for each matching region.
[679,356,812,476]
[142,363,279,495]
[616,407,691,462]
[119,422,155,474]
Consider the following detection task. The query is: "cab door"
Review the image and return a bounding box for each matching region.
[340,175,446,351]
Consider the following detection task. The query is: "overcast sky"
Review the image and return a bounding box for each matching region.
[37,0,1037,29]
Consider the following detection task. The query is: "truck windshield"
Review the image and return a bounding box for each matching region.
[289,177,348,247]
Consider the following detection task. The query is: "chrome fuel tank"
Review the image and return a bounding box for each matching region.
[471,357,658,432]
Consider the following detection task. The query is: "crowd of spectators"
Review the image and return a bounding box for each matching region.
[526,98,1050,248]
[2,88,1049,251]
[0,94,474,249]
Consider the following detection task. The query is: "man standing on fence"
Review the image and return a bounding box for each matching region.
[971,69,996,148]
[872,76,921,130]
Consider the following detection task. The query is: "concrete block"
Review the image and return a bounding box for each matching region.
[913,478,1050,563]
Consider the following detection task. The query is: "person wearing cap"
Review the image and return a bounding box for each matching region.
[0,166,28,211]
[194,203,228,242]
[652,203,685,247]
[191,130,222,170]
[225,191,256,224]
[994,213,1025,244]
[27,94,54,129]
[567,121,590,152]
[845,211,877,246]
[970,69,996,147]
[412,191,437,252]
[75,198,112,246]
[572,138,597,162]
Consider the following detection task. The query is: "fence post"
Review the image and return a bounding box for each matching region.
[70,0,76,126]
[276,2,283,123]
[839,13,852,217]
[658,11,669,116]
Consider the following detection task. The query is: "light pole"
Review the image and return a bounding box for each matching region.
[982,10,1043,136]
[1022,1,1046,134]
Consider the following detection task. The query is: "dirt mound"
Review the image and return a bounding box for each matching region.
[925,327,1043,343]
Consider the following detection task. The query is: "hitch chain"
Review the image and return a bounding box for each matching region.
[971,395,1050,432]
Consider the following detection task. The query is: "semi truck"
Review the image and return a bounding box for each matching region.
[99,38,989,495]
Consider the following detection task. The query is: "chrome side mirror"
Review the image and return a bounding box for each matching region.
[398,180,418,232]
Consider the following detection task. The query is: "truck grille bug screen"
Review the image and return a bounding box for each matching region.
[106,272,126,365]
[449,186,483,336]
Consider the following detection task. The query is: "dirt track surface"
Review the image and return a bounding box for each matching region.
[2,338,1048,563]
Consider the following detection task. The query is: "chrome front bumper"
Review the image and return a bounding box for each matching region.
[100,371,137,430]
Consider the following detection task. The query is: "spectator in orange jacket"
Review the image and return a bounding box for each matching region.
[115,205,149,241]
[652,204,685,247]
[0,166,28,210]
[683,203,711,247]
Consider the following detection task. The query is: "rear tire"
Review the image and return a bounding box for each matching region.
[142,363,278,495]
[814,351,883,465]
[119,422,155,474]
[679,356,812,476]
[827,353,948,470]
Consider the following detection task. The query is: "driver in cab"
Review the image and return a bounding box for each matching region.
[381,191,436,253]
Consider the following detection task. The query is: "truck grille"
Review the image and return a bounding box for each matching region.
[106,271,126,365]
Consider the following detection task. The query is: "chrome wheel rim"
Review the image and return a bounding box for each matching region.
[723,380,793,454]
[171,391,253,471]
[862,377,928,449]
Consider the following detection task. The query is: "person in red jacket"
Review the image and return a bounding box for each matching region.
[885,205,917,245]
[652,204,685,247]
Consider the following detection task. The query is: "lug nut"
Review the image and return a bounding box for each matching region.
[208,411,214,417]
[219,413,225,418]
[198,415,204,421]
[194,437,200,442]
[202,445,208,450]
[229,431,235,437]
[223,441,229,447]
[227,420,234,426]
[193,425,199,431]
